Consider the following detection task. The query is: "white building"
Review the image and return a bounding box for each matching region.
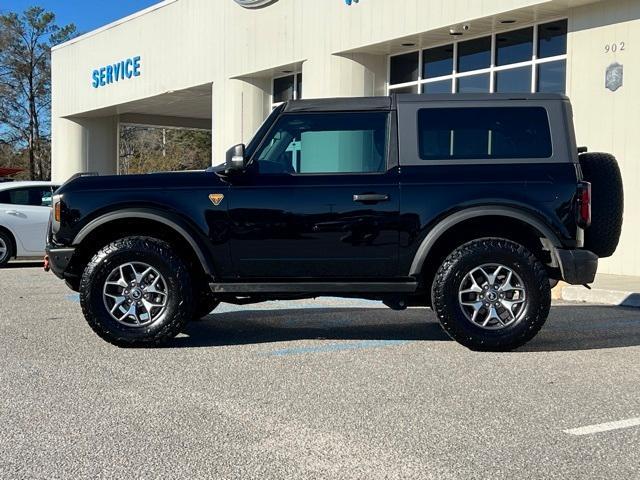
[51,0,639,276]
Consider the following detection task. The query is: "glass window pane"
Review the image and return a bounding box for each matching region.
[457,36,491,72]
[296,73,302,99]
[457,73,490,93]
[495,66,532,93]
[537,59,566,93]
[256,112,388,174]
[390,84,419,94]
[538,20,568,58]
[417,107,552,160]
[423,44,454,79]
[422,80,452,94]
[496,27,533,66]
[390,51,419,85]
[273,75,295,104]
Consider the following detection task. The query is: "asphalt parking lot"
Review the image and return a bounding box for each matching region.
[1,262,639,479]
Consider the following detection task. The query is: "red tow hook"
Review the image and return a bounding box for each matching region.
[43,255,50,272]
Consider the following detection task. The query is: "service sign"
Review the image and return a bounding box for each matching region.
[92,56,141,89]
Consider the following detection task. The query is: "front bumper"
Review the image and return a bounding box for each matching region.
[556,248,598,285]
[45,245,75,280]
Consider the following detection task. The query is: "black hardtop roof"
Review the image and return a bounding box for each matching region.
[283,93,568,112]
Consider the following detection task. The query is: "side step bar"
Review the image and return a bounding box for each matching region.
[209,282,418,294]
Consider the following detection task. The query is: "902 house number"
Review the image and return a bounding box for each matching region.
[605,42,625,53]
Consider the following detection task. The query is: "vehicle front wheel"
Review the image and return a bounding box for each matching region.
[193,290,220,320]
[431,238,551,351]
[79,236,194,347]
[0,231,13,267]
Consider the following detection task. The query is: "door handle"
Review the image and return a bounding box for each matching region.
[5,210,20,216]
[353,194,390,203]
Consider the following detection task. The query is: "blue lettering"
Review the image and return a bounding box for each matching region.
[133,56,141,77]
[93,56,141,88]
[125,59,133,78]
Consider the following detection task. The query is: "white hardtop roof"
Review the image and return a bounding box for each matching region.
[0,181,59,191]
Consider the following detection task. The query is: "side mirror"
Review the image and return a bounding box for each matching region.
[225,144,247,173]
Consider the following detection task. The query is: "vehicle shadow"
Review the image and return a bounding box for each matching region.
[168,303,640,351]
[169,307,450,348]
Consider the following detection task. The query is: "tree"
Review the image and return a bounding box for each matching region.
[0,7,76,180]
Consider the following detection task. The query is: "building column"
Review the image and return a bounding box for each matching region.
[212,78,270,166]
[302,53,387,99]
[51,115,118,182]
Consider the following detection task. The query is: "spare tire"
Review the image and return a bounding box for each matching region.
[579,152,623,258]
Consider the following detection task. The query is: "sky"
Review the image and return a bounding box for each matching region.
[1,0,164,34]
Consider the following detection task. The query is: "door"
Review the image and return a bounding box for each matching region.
[0,186,56,254]
[228,110,400,279]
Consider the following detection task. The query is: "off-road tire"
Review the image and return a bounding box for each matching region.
[431,238,551,351]
[79,236,193,347]
[579,152,623,258]
[0,230,13,267]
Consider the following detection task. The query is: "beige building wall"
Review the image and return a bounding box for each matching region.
[50,0,640,276]
[568,0,640,275]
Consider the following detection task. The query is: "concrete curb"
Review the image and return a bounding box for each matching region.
[554,282,640,308]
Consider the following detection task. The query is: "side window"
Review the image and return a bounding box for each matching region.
[255,112,388,174]
[0,187,54,207]
[418,107,552,160]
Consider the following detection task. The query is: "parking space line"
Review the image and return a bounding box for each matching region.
[564,417,640,436]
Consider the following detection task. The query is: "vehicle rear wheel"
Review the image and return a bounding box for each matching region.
[0,231,13,267]
[431,238,551,351]
[79,236,193,347]
[579,152,623,258]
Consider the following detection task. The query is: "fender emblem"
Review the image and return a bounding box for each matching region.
[209,193,225,206]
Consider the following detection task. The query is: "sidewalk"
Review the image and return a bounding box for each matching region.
[556,274,640,307]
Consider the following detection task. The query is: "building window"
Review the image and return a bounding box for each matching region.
[272,72,302,106]
[388,19,567,95]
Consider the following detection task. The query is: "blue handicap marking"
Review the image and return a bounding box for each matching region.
[264,340,410,356]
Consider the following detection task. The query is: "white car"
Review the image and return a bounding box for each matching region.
[0,181,60,267]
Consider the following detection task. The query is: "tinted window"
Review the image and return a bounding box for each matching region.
[390,51,419,85]
[0,187,55,206]
[538,20,568,58]
[423,44,454,79]
[418,107,552,160]
[537,60,566,93]
[273,75,295,104]
[458,36,491,72]
[496,27,533,66]
[495,66,532,93]
[390,85,419,94]
[457,73,490,93]
[422,79,452,94]
[256,112,388,174]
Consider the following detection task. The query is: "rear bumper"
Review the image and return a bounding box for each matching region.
[556,248,598,285]
[45,245,75,280]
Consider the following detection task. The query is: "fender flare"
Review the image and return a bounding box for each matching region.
[73,208,216,276]
[409,206,562,276]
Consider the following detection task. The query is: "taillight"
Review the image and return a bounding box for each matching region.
[54,201,61,222]
[576,181,591,228]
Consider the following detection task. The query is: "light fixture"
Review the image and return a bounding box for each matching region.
[401,42,416,47]
[500,19,516,24]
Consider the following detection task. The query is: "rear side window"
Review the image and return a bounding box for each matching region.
[0,187,56,207]
[418,107,552,160]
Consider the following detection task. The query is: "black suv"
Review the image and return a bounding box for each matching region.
[46,94,623,350]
